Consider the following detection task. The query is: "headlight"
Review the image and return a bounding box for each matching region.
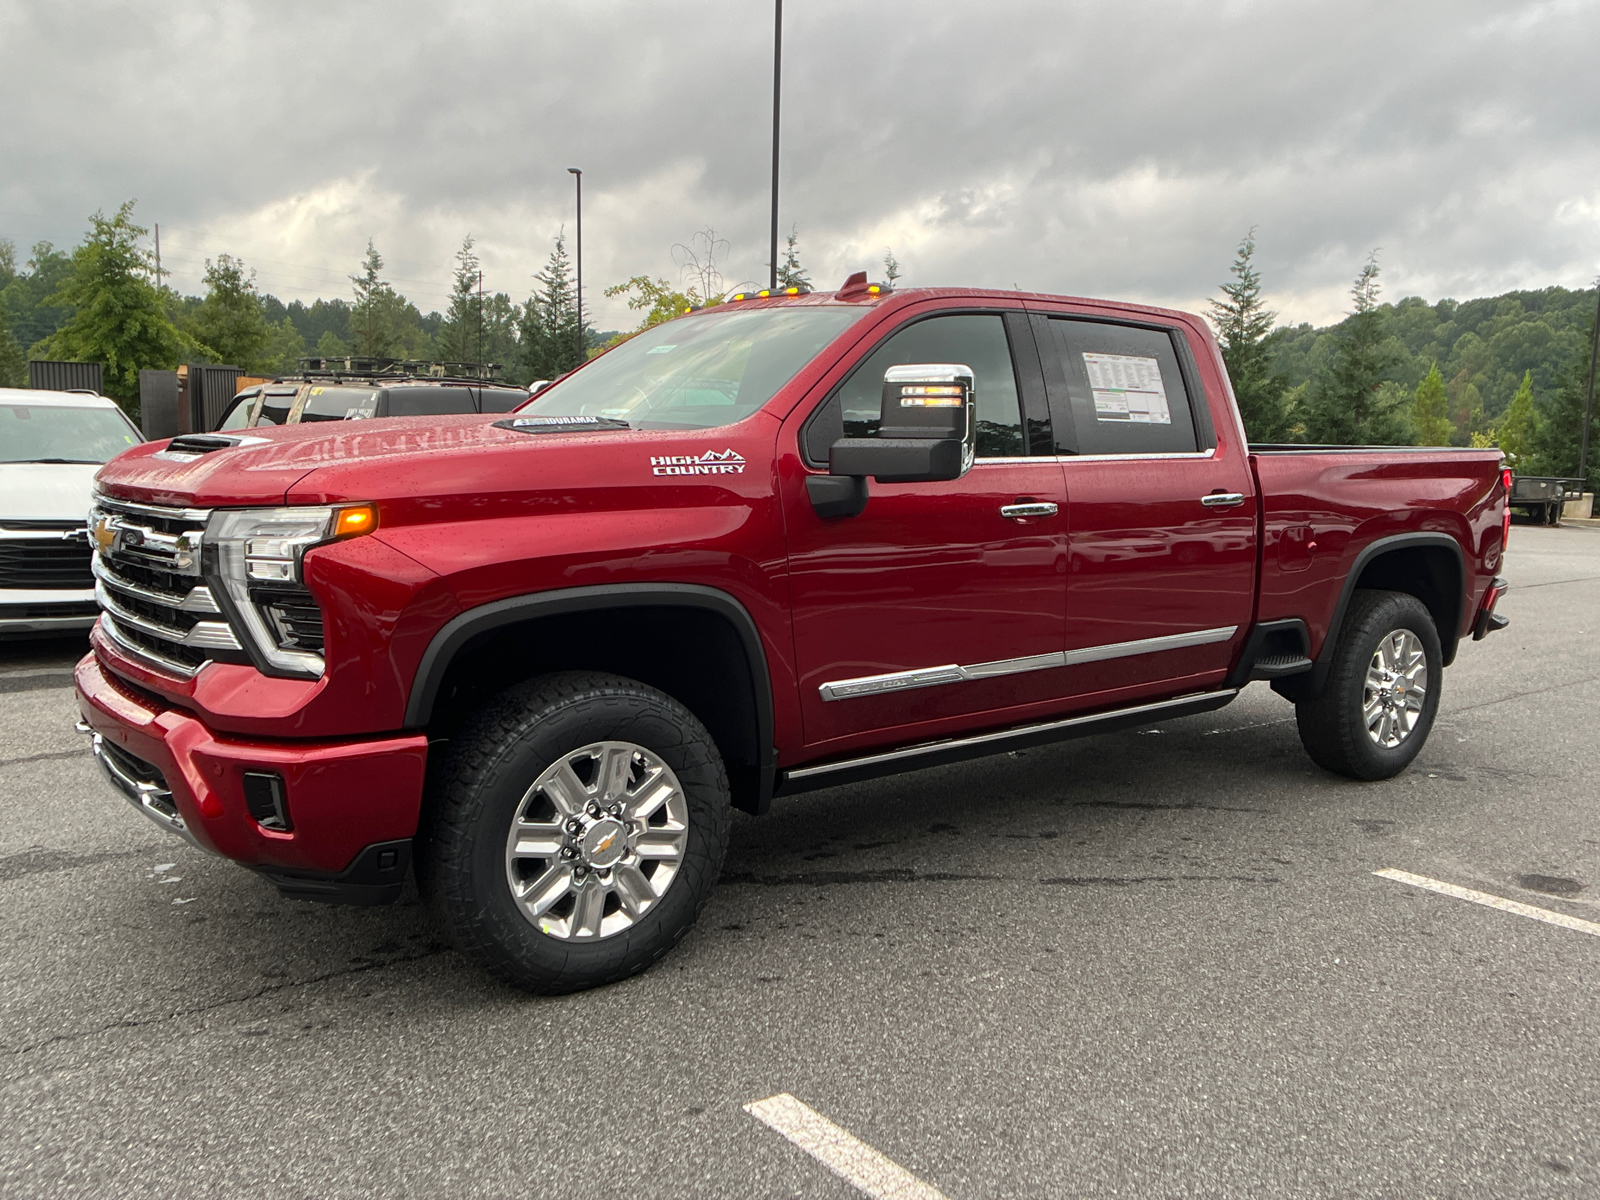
[204,504,376,678]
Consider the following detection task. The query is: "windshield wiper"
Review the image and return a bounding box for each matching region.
[5,458,104,465]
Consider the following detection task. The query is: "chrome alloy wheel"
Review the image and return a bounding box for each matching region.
[1363,629,1428,749]
[503,740,689,940]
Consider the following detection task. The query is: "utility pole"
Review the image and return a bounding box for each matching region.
[1581,275,1600,491]
[154,223,162,288]
[770,0,782,291]
[477,269,483,370]
[568,167,583,363]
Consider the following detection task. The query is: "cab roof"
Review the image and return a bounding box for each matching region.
[0,387,122,408]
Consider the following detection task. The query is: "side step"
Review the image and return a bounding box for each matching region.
[1249,653,1313,680]
[774,689,1239,796]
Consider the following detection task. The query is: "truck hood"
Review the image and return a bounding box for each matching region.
[0,462,102,522]
[92,415,656,508]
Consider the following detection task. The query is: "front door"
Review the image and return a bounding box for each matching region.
[781,309,1070,756]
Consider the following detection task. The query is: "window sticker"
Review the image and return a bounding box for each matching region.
[646,344,677,354]
[1082,352,1170,424]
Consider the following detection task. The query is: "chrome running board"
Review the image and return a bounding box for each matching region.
[776,689,1239,795]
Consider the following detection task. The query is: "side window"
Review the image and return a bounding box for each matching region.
[804,313,1025,463]
[478,387,528,413]
[387,387,476,417]
[1047,319,1199,455]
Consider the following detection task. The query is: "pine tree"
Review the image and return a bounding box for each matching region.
[1207,231,1289,441]
[1411,361,1454,445]
[517,231,583,382]
[1496,370,1537,465]
[348,239,410,358]
[436,235,482,364]
[39,201,182,411]
[883,248,901,287]
[186,254,273,371]
[265,316,306,374]
[1301,254,1409,445]
[316,329,350,358]
[776,226,810,290]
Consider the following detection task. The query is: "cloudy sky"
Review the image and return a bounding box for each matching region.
[4,0,1598,331]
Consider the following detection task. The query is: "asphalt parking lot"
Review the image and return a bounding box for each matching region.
[2,523,1597,1199]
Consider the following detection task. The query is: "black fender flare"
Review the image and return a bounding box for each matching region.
[1309,531,1466,694]
[404,583,777,811]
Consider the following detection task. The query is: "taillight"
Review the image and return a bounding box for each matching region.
[1501,468,1512,549]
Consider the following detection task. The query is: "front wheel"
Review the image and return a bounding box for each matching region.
[1296,590,1442,780]
[419,671,731,993]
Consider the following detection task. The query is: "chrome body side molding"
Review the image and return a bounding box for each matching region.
[818,626,1237,701]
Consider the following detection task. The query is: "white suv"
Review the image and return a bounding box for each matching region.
[1,388,142,636]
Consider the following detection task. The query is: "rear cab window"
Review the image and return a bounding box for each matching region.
[297,386,378,423]
[383,386,479,418]
[1044,319,1204,455]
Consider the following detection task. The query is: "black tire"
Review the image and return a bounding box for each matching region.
[1295,589,1442,781]
[418,671,730,993]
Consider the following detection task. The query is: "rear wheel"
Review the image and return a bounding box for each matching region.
[420,671,730,993]
[1296,590,1441,780]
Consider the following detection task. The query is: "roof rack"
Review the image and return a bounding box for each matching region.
[292,357,504,382]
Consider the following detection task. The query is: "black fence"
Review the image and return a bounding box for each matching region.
[188,364,241,433]
[138,370,180,440]
[28,360,104,394]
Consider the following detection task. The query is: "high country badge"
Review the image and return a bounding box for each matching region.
[651,450,746,476]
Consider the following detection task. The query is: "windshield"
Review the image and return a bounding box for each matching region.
[299,386,378,423]
[0,403,140,464]
[519,305,866,430]
[216,393,256,430]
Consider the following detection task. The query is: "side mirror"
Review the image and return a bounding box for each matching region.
[806,364,976,518]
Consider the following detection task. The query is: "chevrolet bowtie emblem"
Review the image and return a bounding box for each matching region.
[594,833,617,854]
[90,516,116,551]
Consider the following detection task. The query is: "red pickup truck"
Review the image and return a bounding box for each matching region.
[76,275,1510,993]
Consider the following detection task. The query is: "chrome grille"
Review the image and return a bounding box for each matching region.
[91,497,241,677]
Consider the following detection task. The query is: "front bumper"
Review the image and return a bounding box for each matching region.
[75,651,429,901]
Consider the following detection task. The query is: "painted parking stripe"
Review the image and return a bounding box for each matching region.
[1375,868,1600,939]
[744,1093,951,1200]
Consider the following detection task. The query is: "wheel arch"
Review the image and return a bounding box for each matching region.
[1311,532,1465,693]
[407,584,776,815]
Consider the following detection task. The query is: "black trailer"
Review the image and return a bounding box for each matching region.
[1510,474,1575,525]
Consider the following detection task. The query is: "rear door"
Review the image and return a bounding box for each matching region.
[780,306,1069,753]
[1035,311,1256,705]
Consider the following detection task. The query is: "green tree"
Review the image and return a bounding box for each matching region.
[603,275,697,331]
[776,225,810,290]
[518,231,584,381]
[1411,361,1453,445]
[38,201,182,410]
[264,316,306,374]
[185,254,273,371]
[1207,230,1290,441]
[0,308,25,387]
[883,248,901,287]
[436,235,483,364]
[1496,370,1537,464]
[1,240,75,350]
[1527,300,1600,494]
[347,239,427,358]
[1301,254,1409,444]
[315,329,350,358]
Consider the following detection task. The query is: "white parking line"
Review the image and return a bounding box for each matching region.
[1375,868,1600,938]
[744,1093,951,1200]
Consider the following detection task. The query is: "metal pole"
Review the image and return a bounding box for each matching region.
[477,269,483,369]
[568,167,583,363]
[770,0,782,291]
[1580,275,1600,491]
[154,223,161,287]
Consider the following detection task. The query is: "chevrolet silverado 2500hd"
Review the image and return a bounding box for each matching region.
[76,274,1510,993]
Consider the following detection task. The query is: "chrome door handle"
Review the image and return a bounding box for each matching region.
[1000,502,1058,519]
[1200,492,1246,508]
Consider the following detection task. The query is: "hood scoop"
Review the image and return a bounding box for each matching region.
[155,434,269,462]
[492,415,630,435]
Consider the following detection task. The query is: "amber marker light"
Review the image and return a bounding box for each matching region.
[334,504,378,538]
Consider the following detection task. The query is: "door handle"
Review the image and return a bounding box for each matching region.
[1200,492,1246,508]
[1000,502,1058,519]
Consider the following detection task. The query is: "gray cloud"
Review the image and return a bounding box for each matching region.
[3,0,1597,328]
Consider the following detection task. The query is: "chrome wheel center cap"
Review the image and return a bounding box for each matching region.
[581,817,627,869]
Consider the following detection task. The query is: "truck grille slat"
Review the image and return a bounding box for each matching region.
[0,538,94,589]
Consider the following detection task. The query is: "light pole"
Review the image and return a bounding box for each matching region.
[1581,275,1599,493]
[567,167,583,364]
[769,0,782,291]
